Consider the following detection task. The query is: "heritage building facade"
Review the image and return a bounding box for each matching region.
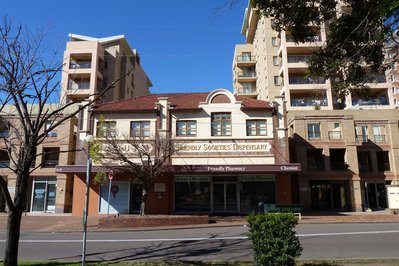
[57,89,300,216]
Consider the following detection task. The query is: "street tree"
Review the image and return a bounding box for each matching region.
[251,0,399,98]
[0,18,131,266]
[91,123,177,216]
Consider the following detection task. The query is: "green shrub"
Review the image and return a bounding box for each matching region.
[247,212,302,266]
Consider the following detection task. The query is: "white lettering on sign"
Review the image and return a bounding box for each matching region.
[175,142,271,153]
[207,166,246,172]
[280,165,299,171]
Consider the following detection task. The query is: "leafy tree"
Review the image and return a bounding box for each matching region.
[251,0,399,98]
[0,18,131,265]
[90,125,177,216]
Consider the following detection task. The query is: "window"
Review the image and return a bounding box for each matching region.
[241,52,251,62]
[242,83,255,94]
[358,151,372,172]
[211,113,231,136]
[273,76,280,85]
[307,149,324,171]
[0,150,10,168]
[246,120,267,136]
[45,121,57,137]
[356,125,368,143]
[307,123,321,139]
[330,149,347,170]
[42,147,60,168]
[97,121,116,138]
[130,121,150,137]
[373,125,385,142]
[272,37,278,47]
[377,151,390,172]
[329,122,342,140]
[177,121,197,136]
[273,56,279,66]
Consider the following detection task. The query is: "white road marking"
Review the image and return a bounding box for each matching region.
[0,230,399,243]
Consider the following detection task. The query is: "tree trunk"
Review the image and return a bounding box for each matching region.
[140,189,148,216]
[3,208,23,266]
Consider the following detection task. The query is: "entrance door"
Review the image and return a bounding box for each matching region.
[130,184,143,214]
[331,183,347,210]
[31,178,57,212]
[367,183,387,209]
[213,183,237,213]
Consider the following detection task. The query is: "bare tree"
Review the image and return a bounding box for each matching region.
[92,124,177,216]
[0,18,132,266]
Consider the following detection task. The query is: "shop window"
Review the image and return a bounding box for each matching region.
[174,176,210,212]
[330,149,347,170]
[240,178,276,213]
[307,149,324,171]
[130,121,150,137]
[377,151,390,172]
[246,120,267,136]
[307,123,321,139]
[42,147,60,168]
[97,121,116,138]
[0,150,10,168]
[211,113,231,136]
[358,151,372,172]
[176,121,197,136]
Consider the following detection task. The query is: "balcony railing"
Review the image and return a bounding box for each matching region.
[289,76,326,84]
[237,88,257,95]
[352,97,389,106]
[287,55,311,63]
[236,56,256,62]
[291,98,327,107]
[237,71,256,78]
[366,75,387,83]
[68,82,90,90]
[0,130,9,138]
[328,131,342,140]
[374,135,386,142]
[286,35,322,42]
[42,160,59,168]
[69,61,91,69]
[356,135,368,143]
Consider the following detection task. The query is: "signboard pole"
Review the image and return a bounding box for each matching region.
[106,171,113,221]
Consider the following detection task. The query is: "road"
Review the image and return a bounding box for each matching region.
[1,223,399,262]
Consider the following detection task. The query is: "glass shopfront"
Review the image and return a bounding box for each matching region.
[175,176,211,212]
[174,175,276,214]
[31,177,57,212]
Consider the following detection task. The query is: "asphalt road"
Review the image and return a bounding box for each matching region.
[1,223,399,262]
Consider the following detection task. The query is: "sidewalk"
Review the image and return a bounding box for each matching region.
[0,211,398,233]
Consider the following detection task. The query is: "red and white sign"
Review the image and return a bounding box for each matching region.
[108,170,114,180]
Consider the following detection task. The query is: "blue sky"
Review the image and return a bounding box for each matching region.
[0,0,248,94]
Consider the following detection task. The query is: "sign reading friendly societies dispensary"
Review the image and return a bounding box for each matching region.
[174,142,271,153]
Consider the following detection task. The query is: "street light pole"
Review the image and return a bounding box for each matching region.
[82,135,93,266]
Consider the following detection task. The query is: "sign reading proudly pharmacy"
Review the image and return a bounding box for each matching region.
[175,142,271,153]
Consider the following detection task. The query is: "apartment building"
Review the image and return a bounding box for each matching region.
[0,106,76,213]
[60,34,153,164]
[56,89,301,216]
[233,2,399,211]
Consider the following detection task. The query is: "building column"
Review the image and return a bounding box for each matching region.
[276,173,292,204]
[350,178,363,212]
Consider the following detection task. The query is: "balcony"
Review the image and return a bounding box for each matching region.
[328,131,342,140]
[374,135,386,143]
[286,35,322,43]
[69,61,91,69]
[68,81,90,90]
[352,97,389,106]
[356,135,368,143]
[290,98,327,107]
[237,71,257,82]
[236,56,256,66]
[289,76,326,85]
[236,88,258,98]
[287,55,311,63]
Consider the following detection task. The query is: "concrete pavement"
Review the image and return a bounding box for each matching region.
[0,211,398,233]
